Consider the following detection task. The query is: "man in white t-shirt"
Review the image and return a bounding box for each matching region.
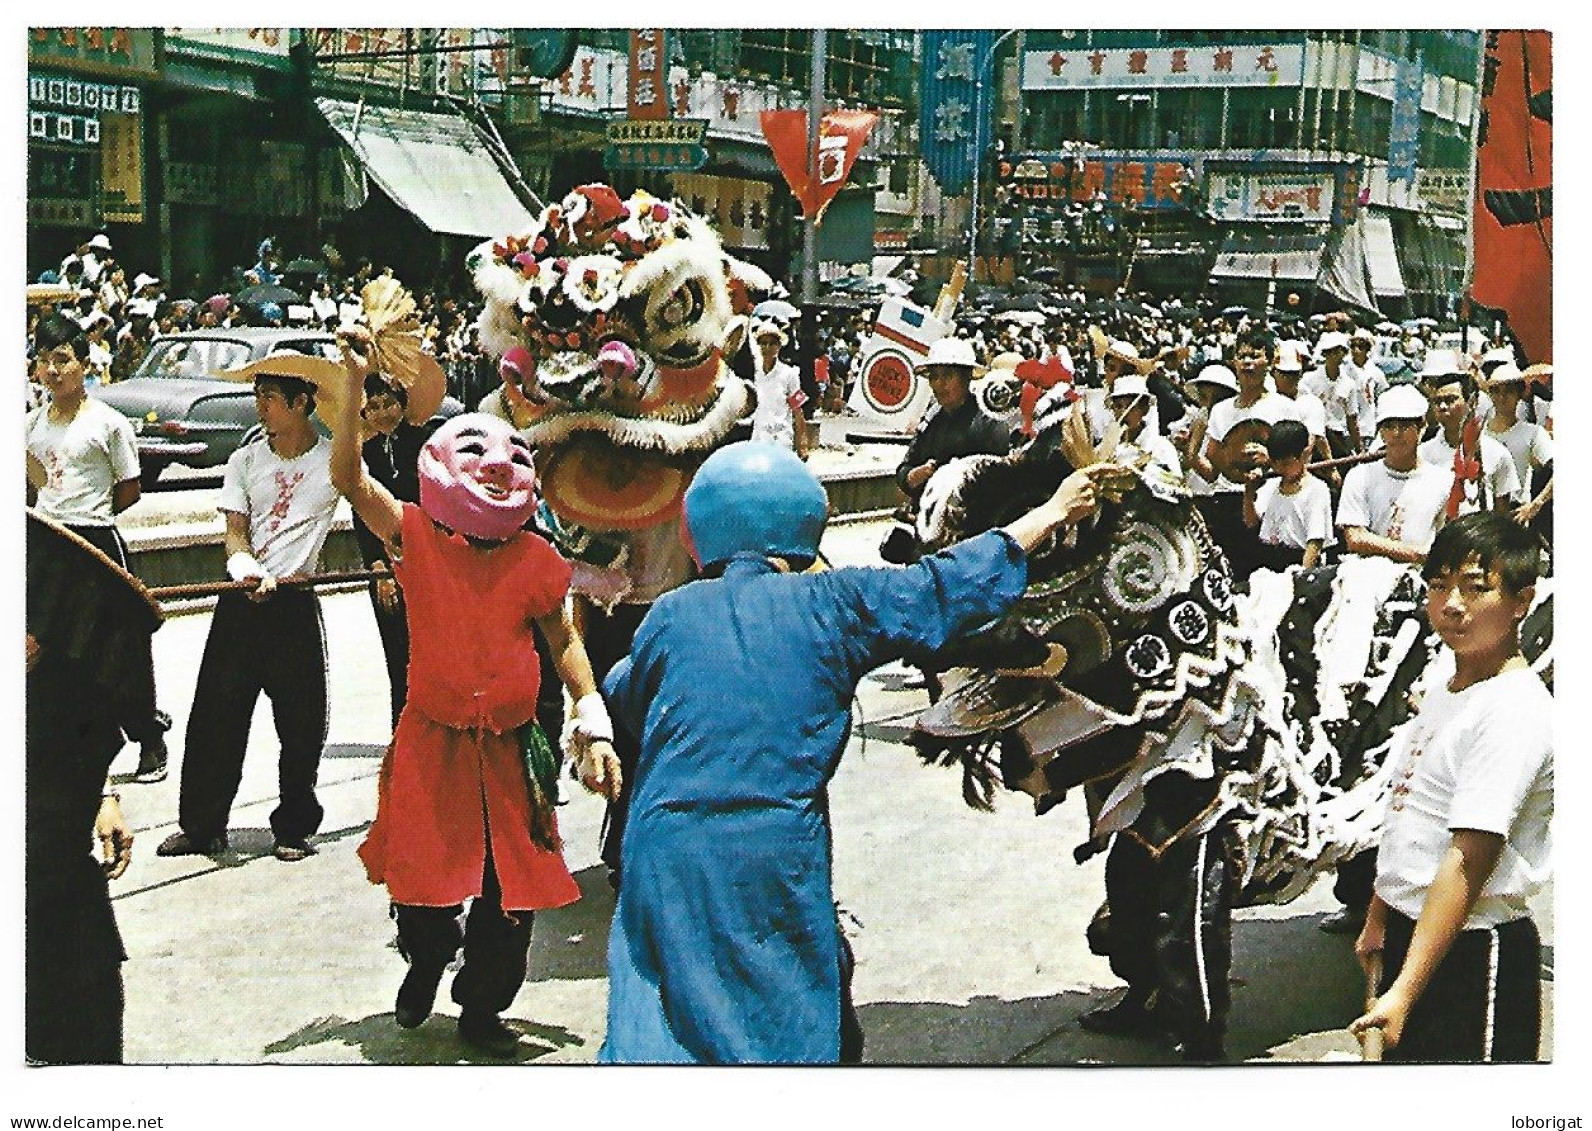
[1352,512,1551,1061]
[1198,327,1297,580]
[747,317,810,459]
[158,358,340,863]
[1482,364,1552,536]
[1347,329,1389,441]
[25,312,172,783]
[1418,362,1521,515]
[1302,331,1364,456]
[1337,384,1452,564]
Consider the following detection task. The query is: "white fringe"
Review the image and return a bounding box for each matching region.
[517,375,748,454]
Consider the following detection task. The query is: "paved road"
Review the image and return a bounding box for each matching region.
[76,514,1529,1071]
[12,511,1570,1129]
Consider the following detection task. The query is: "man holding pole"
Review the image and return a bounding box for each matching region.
[157,354,340,862]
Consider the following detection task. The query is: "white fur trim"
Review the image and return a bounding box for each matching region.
[727,256,773,293]
[474,259,524,308]
[517,376,748,454]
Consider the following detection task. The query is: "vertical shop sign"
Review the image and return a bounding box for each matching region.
[99,110,143,223]
[629,29,669,120]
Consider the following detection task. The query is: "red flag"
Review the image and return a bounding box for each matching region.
[1444,417,1485,520]
[1471,31,1552,364]
[759,108,879,222]
[1014,356,1075,438]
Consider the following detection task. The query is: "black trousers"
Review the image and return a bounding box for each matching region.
[179,589,327,844]
[26,950,123,1064]
[1099,777,1235,1056]
[394,849,534,1017]
[367,582,410,730]
[1103,828,1234,1054]
[1379,910,1541,1063]
[66,523,166,747]
[1333,849,1379,912]
[577,601,651,887]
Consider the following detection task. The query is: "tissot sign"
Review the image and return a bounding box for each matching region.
[1023,44,1304,89]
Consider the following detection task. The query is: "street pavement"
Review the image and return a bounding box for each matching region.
[85,509,1554,1071]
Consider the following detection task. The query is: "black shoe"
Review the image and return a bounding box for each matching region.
[1078,993,1163,1038]
[458,1012,520,1058]
[156,830,227,856]
[394,964,446,1029]
[134,736,168,784]
[272,840,317,862]
[1178,1034,1227,1063]
[1318,907,1366,936]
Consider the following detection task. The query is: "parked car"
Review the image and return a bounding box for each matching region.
[93,328,462,486]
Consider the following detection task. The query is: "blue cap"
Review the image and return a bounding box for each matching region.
[684,442,828,568]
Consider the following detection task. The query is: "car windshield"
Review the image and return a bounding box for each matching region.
[139,339,254,378]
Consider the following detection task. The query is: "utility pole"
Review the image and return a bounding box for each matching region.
[802,29,825,305]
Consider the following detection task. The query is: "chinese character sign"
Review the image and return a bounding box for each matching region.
[920,29,998,194]
[1388,50,1423,185]
[628,29,668,121]
[1022,43,1303,89]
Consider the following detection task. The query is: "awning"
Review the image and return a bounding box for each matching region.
[317,97,535,239]
[1319,220,1378,312]
[1362,209,1406,298]
[1208,230,1327,282]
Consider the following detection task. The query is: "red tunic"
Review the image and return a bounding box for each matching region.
[358,503,580,911]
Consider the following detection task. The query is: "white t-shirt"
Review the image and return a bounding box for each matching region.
[1301,365,1365,436]
[1336,459,1450,552]
[1419,431,1523,509]
[1376,666,1553,929]
[1204,392,1297,494]
[217,436,339,578]
[1119,430,1182,479]
[1347,357,1389,438]
[751,360,805,449]
[25,398,140,527]
[1278,389,1327,441]
[1206,391,1297,444]
[1255,475,1334,550]
[1086,384,1162,445]
[1488,420,1553,491]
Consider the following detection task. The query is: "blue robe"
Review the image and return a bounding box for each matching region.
[599,530,1028,1063]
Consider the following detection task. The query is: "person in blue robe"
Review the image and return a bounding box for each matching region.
[598,441,1109,1063]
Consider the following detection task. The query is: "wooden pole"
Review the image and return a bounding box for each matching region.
[147,568,386,602]
[1359,952,1386,1062]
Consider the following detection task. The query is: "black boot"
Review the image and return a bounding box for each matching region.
[394,962,446,1029]
[458,1011,520,1058]
[1079,988,1163,1037]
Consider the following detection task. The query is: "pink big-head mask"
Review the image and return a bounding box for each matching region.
[418,413,538,541]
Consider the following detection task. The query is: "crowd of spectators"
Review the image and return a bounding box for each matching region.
[29,230,502,409]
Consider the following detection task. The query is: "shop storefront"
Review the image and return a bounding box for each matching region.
[27,28,160,277]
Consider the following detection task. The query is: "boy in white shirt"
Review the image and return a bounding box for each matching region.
[1243,419,1332,571]
[1419,366,1521,515]
[1351,512,1551,1061]
[1107,374,1181,480]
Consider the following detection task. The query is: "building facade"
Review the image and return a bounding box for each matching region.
[994,30,1480,313]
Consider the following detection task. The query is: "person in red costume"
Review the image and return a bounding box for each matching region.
[331,327,621,1058]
